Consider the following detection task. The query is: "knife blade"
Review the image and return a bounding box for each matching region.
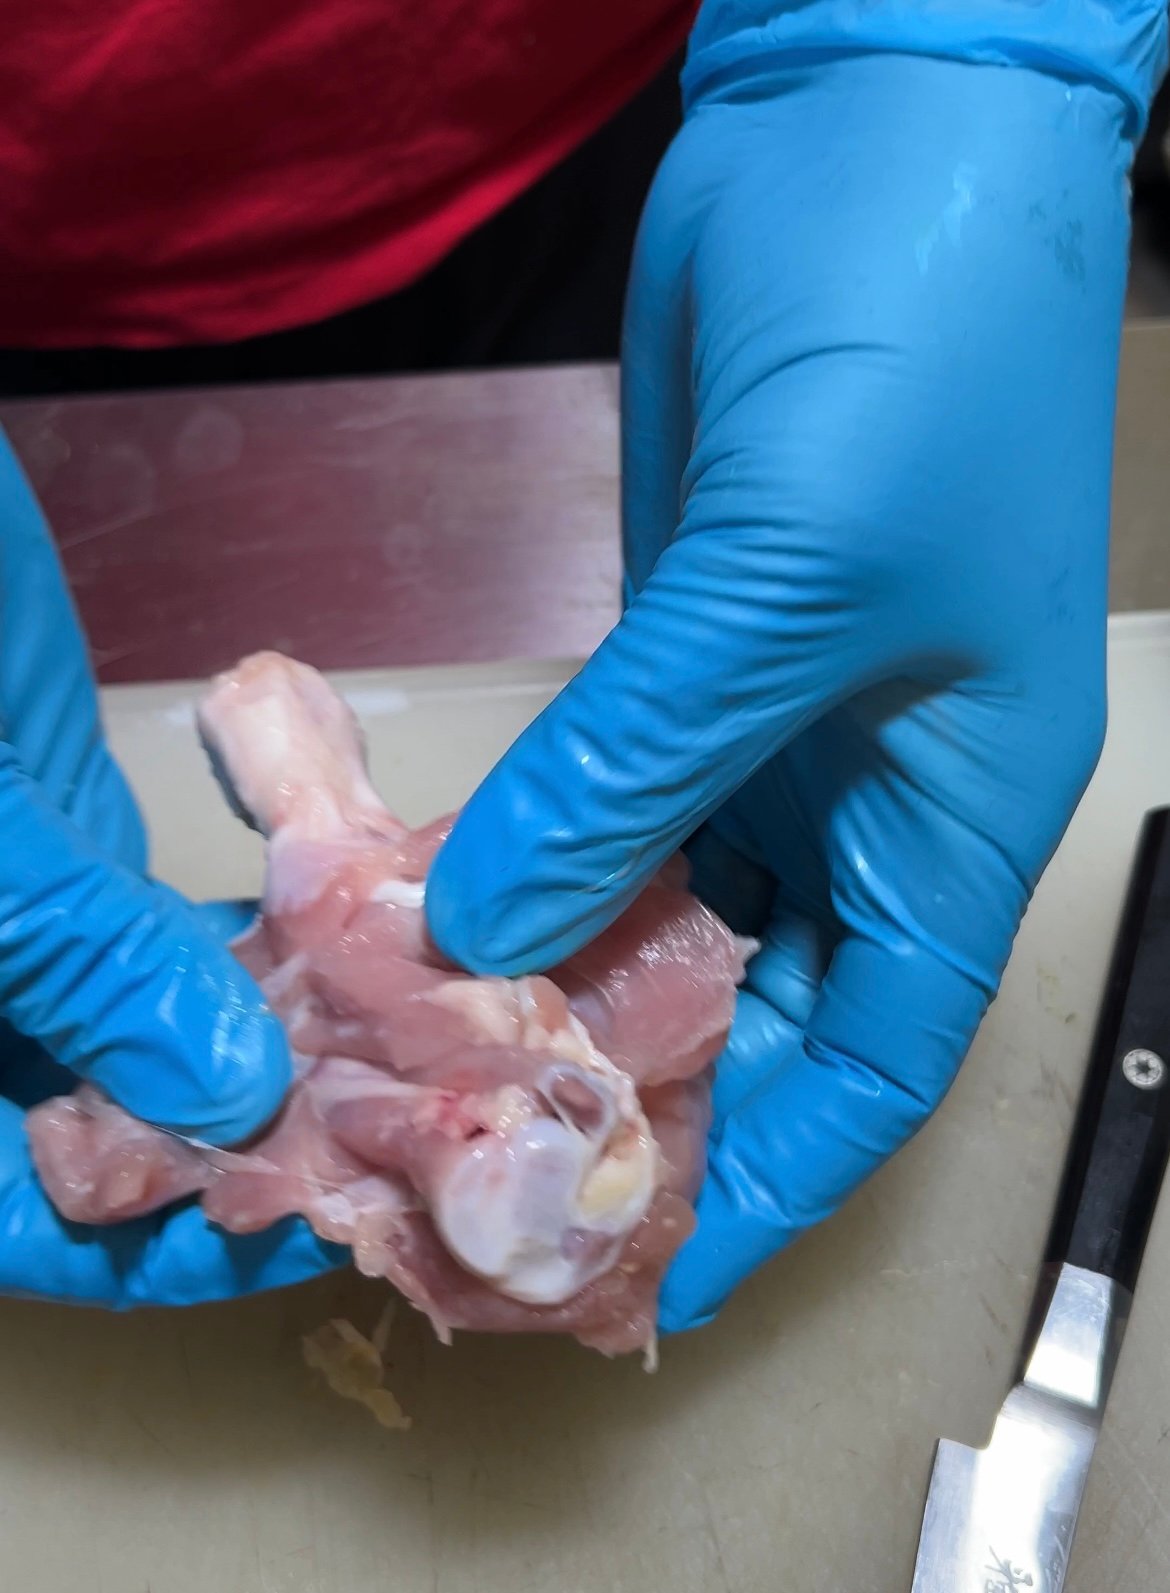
[910,806,1170,1593]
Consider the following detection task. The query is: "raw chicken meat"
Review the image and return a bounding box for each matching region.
[29,653,751,1356]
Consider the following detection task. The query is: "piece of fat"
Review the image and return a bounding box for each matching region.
[302,1314,411,1431]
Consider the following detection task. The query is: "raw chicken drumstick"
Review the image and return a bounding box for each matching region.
[29,653,752,1356]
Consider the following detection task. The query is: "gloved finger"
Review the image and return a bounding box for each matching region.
[0,753,291,1143]
[0,432,146,870]
[0,899,266,1114]
[429,336,750,978]
[0,1096,345,1305]
[706,989,804,1143]
[619,128,703,602]
[427,507,890,975]
[747,904,835,1030]
[431,152,962,980]
[685,825,834,1123]
[658,922,996,1332]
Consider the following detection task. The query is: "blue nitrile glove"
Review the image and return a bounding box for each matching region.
[0,433,343,1305]
[429,9,1169,1331]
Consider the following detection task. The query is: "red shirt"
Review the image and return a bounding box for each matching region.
[0,1,692,348]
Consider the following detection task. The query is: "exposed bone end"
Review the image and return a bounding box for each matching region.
[197,651,397,841]
[429,1071,657,1306]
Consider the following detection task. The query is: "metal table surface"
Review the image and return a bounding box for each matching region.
[2,325,1168,685]
[0,364,621,684]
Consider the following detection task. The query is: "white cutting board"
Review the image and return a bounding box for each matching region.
[2,617,1170,1593]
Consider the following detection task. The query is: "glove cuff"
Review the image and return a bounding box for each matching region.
[686,1,1168,139]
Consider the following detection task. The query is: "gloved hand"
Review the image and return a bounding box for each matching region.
[0,433,343,1305]
[428,15,1167,1330]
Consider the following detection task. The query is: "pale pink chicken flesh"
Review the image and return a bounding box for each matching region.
[28,653,751,1356]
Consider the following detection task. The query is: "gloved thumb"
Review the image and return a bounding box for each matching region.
[0,748,290,1143]
[427,526,878,974]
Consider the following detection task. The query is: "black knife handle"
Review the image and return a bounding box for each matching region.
[1045,808,1170,1293]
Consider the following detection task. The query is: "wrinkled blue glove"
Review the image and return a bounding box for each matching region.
[0,434,343,1305]
[429,8,1168,1331]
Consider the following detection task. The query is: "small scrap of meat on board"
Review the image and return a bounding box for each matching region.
[28,653,752,1358]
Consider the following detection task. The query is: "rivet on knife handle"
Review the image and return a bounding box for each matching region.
[1044,804,1170,1305]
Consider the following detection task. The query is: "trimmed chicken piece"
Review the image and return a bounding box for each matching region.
[28,652,751,1357]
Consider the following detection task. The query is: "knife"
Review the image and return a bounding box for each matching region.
[910,806,1170,1593]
